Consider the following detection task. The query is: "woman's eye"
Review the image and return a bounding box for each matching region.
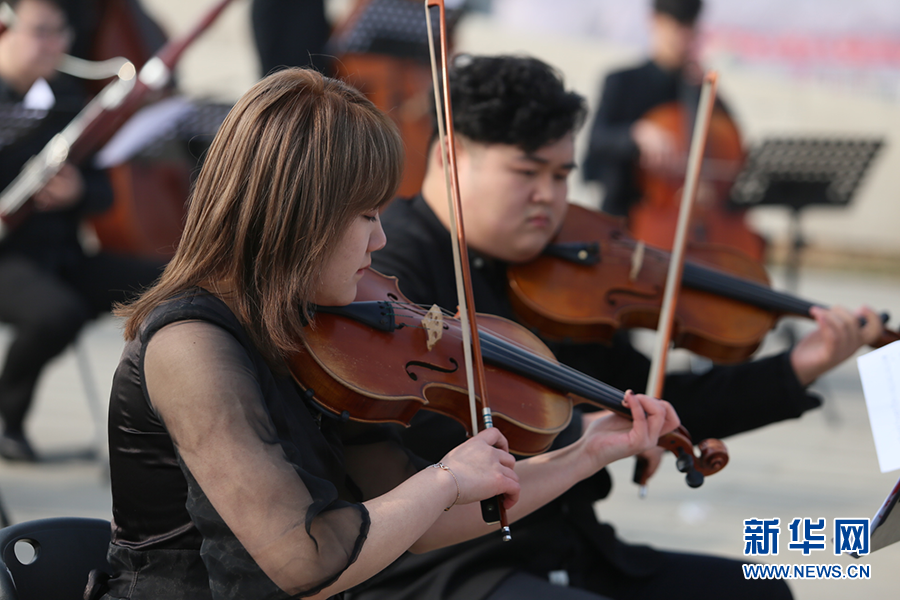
[363,212,379,223]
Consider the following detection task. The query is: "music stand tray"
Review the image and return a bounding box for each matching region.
[730,137,883,211]
[0,104,49,150]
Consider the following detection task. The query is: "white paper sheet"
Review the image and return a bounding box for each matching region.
[857,340,900,473]
[93,96,194,168]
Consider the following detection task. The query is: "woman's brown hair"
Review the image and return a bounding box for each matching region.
[118,68,404,366]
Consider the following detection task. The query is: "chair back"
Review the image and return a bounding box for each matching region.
[0,517,111,600]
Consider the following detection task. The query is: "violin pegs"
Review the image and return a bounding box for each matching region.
[685,469,704,488]
[674,447,695,474]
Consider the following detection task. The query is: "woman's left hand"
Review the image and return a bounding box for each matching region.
[580,391,680,472]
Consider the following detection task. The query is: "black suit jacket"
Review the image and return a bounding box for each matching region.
[583,60,731,217]
[0,75,113,271]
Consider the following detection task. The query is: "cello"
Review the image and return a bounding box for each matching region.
[329,0,464,198]
[84,0,202,260]
[629,93,766,261]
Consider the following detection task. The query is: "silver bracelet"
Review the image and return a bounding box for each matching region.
[430,462,460,511]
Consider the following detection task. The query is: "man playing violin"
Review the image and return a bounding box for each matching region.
[348,54,884,600]
[0,0,162,461]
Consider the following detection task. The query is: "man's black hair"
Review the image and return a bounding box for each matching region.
[653,0,703,25]
[445,55,586,153]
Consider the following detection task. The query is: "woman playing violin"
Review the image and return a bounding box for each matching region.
[93,68,679,600]
[353,55,884,600]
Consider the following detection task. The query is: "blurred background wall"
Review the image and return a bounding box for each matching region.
[139,0,900,269]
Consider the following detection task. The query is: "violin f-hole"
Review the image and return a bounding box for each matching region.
[405,358,459,381]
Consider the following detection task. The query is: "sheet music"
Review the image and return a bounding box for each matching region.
[23,78,54,110]
[93,96,194,169]
[857,340,900,473]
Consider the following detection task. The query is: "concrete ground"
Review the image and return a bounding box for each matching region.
[2,268,899,599]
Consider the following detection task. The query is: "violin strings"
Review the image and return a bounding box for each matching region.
[684,263,817,315]
[382,299,626,410]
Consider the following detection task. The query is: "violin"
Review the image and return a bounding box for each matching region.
[630,100,766,262]
[288,268,728,488]
[508,204,900,363]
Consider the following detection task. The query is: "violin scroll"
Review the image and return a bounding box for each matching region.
[657,426,728,488]
[696,437,729,475]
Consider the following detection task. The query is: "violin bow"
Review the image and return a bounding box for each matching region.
[424,0,511,541]
[638,72,730,494]
[646,72,720,397]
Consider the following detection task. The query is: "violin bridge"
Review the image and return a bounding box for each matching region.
[630,241,645,282]
[421,304,444,351]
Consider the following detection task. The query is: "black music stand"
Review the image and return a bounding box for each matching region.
[327,0,466,64]
[729,137,884,343]
[861,475,900,555]
[0,104,48,149]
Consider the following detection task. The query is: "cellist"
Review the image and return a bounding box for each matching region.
[582,0,763,259]
[349,54,883,600]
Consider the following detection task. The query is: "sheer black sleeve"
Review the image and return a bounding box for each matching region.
[144,320,369,597]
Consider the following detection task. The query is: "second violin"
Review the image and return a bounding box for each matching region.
[508,204,899,363]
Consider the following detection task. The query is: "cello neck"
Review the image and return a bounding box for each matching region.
[682,260,818,317]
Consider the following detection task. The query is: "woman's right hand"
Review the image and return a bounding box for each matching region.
[439,428,520,510]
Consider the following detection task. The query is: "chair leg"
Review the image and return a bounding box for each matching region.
[73,336,106,461]
[0,487,11,527]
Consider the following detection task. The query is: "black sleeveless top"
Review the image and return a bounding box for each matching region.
[98,291,422,600]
